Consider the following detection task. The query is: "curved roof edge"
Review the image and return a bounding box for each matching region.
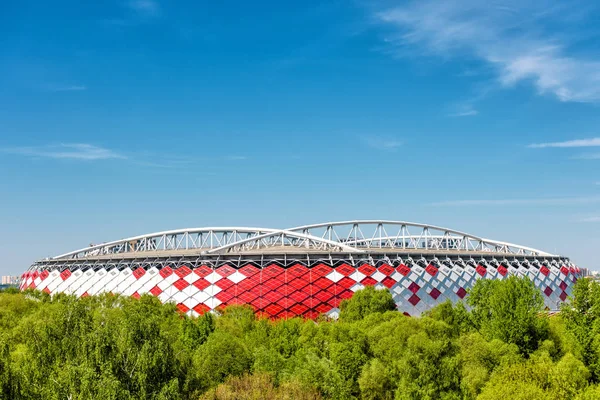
[44,220,558,261]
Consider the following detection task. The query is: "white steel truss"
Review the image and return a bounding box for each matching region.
[51,227,277,260]
[47,220,556,261]
[203,230,362,254]
[286,221,554,257]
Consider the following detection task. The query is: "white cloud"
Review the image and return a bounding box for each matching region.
[1,144,125,160]
[129,0,160,16]
[572,153,600,160]
[529,138,600,148]
[448,108,478,117]
[376,0,600,103]
[430,196,600,206]
[49,85,87,92]
[42,84,87,92]
[362,135,402,151]
[579,216,600,223]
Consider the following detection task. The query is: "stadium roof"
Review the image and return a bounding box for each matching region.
[46,220,557,261]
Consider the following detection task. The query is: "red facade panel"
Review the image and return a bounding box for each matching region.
[159,266,173,278]
[312,264,332,277]
[358,264,376,276]
[194,265,213,277]
[408,282,420,294]
[263,264,284,279]
[425,264,438,276]
[476,265,487,277]
[215,278,234,290]
[397,264,410,276]
[60,269,72,280]
[193,304,210,315]
[149,285,163,297]
[378,263,395,276]
[216,264,236,277]
[381,277,397,289]
[193,278,211,291]
[133,267,145,279]
[559,291,568,301]
[408,294,420,306]
[336,263,354,276]
[175,266,192,278]
[173,279,189,291]
[361,276,377,286]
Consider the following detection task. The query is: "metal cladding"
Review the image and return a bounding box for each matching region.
[21,221,582,318]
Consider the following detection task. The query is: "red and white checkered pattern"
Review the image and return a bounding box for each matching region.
[20,262,583,318]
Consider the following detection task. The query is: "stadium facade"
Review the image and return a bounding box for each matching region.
[20,221,582,318]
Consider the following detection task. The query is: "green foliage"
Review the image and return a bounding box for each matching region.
[575,384,600,400]
[468,276,549,354]
[358,359,393,400]
[339,286,397,321]
[425,300,472,337]
[477,351,590,400]
[0,276,598,399]
[200,373,321,400]
[562,277,600,380]
[193,331,252,390]
[458,333,521,399]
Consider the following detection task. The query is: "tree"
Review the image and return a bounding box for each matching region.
[426,300,472,337]
[477,380,548,400]
[562,278,600,379]
[458,333,521,399]
[575,385,600,400]
[475,348,590,400]
[193,331,252,391]
[1,283,599,399]
[339,286,397,322]
[394,328,461,400]
[200,373,321,400]
[358,359,394,400]
[468,276,548,354]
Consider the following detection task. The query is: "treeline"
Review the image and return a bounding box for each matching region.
[0,277,600,399]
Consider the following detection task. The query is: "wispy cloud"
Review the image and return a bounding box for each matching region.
[572,153,600,160]
[445,84,491,117]
[1,144,252,169]
[528,137,600,148]
[128,0,160,17]
[430,196,600,206]
[362,135,402,151]
[375,1,600,103]
[579,216,600,223]
[1,144,125,160]
[45,84,87,92]
[447,107,478,117]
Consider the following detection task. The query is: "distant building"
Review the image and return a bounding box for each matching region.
[584,270,600,281]
[1,276,19,285]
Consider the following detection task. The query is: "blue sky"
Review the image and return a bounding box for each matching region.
[1,0,599,274]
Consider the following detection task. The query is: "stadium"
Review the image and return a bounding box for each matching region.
[20,220,582,318]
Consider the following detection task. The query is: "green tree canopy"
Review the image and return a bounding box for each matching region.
[0,276,598,399]
[468,276,549,355]
[339,286,397,322]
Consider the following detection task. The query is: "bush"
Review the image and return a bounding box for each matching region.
[0,277,597,399]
